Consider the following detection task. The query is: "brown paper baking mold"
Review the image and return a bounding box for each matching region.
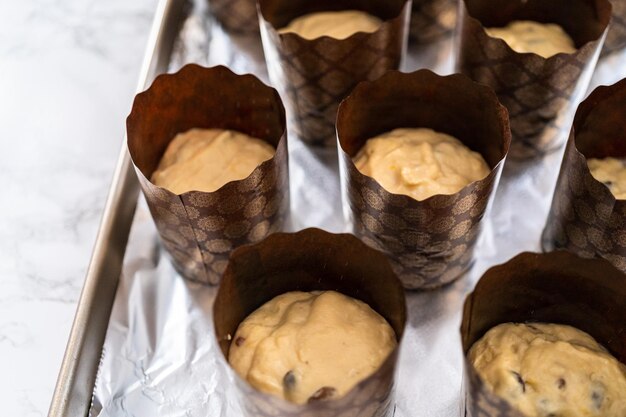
[409,0,457,45]
[337,70,511,290]
[604,0,626,55]
[542,79,626,273]
[455,0,611,159]
[207,0,260,34]
[258,0,410,148]
[127,64,290,285]
[461,251,626,417]
[213,228,407,417]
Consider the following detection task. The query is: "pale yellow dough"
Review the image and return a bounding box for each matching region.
[588,157,626,199]
[228,291,397,404]
[151,128,274,194]
[486,21,576,58]
[353,128,490,201]
[278,10,382,40]
[469,323,626,417]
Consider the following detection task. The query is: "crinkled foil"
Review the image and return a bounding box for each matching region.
[89,1,626,416]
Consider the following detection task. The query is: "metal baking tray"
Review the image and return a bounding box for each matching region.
[47,1,189,415]
[47,0,624,415]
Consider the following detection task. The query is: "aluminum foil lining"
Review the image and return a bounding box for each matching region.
[89,1,626,416]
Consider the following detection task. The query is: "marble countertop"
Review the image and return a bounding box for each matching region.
[0,0,158,415]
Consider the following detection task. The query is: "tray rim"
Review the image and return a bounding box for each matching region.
[47,1,190,415]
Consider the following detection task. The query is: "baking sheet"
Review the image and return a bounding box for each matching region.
[89,2,626,416]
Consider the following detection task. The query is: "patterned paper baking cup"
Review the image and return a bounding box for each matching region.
[603,0,626,55]
[337,70,511,290]
[461,251,626,417]
[213,228,407,417]
[207,0,259,34]
[127,64,290,285]
[456,0,611,159]
[258,0,410,148]
[409,0,457,45]
[542,79,626,273]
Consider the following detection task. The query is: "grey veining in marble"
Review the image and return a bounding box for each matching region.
[0,0,158,415]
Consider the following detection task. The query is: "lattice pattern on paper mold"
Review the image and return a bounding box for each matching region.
[457,8,606,159]
[208,0,260,34]
[604,0,626,55]
[543,136,626,272]
[260,5,409,147]
[342,158,502,290]
[138,142,290,285]
[409,0,457,44]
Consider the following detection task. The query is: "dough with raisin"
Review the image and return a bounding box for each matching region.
[353,128,490,201]
[228,291,397,404]
[486,21,576,58]
[469,323,626,417]
[278,10,382,40]
[151,128,274,194]
[587,157,626,199]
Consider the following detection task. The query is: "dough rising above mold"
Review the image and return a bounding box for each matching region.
[485,21,576,58]
[587,157,626,199]
[278,10,383,40]
[353,128,490,201]
[469,322,626,417]
[228,290,397,405]
[151,128,275,194]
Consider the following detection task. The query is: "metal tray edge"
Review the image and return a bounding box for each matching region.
[47,1,189,415]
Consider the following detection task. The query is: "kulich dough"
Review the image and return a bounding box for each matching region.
[588,157,626,199]
[469,323,626,417]
[485,21,576,58]
[151,128,274,194]
[278,10,382,40]
[228,291,397,404]
[353,128,490,201]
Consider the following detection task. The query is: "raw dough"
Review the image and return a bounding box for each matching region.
[228,291,397,404]
[486,21,576,58]
[278,10,382,40]
[588,157,626,199]
[469,323,626,417]
[353,128,490,201]
[151,128,274,194]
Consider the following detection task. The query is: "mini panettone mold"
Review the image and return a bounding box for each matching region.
[258,0,410,148]
[543,79,626,273]
[456,0,612,159]
[213,228,407,417]
[337,69,511,290]
[461,251,626,417]
[604,0,626,55]
[127,64,290,285]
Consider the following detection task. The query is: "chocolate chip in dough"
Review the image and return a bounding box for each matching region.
[557,378,566,390]
[591,388,604,410]
[235,336,246,347]
[283,371,296,391]
[307,386,337,403]
[510,371,526,393]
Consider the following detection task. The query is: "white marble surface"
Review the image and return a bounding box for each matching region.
[0,0,158,415]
